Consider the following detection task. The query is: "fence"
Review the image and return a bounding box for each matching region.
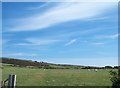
[1,74,16,88]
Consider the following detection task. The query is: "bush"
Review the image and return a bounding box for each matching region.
[109,70,120,88]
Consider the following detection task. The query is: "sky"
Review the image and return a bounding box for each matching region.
[2,0,119,67]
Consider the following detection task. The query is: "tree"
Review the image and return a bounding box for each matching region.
[105,66,113,69]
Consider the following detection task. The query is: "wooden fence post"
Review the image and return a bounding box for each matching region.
[8,74,16,88]
[1,81,5,88]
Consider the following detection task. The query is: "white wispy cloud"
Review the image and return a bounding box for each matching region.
[91,42,105,45]
[3,53,38,57]
[65,39,77,46]
[6,1,116,32]
[95,33,120,39]
[27,2,51,10]
[86,16,111,21]
[110,34,120,39]
[17,38,61,46]
[39,28,105,40]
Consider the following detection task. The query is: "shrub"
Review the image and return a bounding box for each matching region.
[109,70,120,88]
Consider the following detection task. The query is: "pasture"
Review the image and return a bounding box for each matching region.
[2,65,115,86]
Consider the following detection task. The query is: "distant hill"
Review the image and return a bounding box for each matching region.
[1,57,49,68]
[1,57,85,69]
[0,57,118,69]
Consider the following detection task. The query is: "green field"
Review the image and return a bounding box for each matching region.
[2,65,115,86]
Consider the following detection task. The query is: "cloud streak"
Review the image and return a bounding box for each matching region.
[6,2,116,32]
[3,53,38,57]
[91,42,105,45]
[95,33,120,39]
[16,38,61,46]
[65,39,77,46]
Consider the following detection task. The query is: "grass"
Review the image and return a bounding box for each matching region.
[2,65,115,86]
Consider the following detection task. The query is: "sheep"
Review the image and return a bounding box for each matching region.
[95,69,98,72]
[88,69,91,71]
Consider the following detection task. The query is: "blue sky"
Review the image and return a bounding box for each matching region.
[2,1,118,66]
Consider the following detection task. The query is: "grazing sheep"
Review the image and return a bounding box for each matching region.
[95,69,98,72]
[88,69,91,71]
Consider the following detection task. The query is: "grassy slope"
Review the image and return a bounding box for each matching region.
[2,65,114,86]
